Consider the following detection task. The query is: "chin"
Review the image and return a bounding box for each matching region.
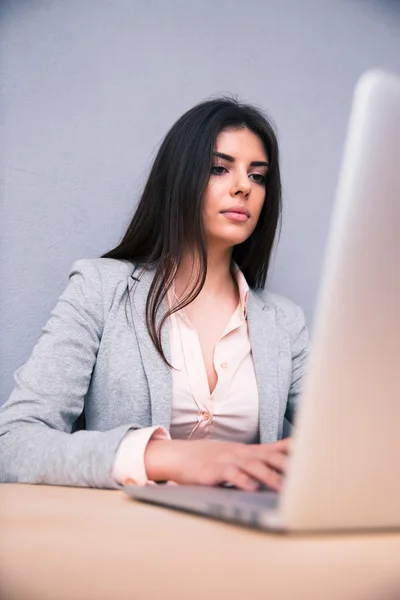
[206,222,253,249]
[209,233,250,249]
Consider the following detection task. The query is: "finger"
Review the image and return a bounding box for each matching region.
[238,458,283,492]
[247,445,289,474]
[274,437,292,453]
[222,465,260,492]
[262,451,288,475]
[254,437,292,458]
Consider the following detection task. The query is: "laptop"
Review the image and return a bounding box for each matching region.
[125,70,400,532]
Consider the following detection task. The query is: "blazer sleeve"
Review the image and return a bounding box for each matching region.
[284,304,310,425]
[0,260,137,489]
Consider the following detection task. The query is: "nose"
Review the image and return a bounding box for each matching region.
[230,169,251,198]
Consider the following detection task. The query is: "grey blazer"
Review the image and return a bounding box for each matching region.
[0,259,309,489]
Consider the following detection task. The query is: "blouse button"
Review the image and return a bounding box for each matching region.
[202,411,211,421]
[220,362,228,369]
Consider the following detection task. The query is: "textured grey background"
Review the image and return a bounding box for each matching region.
[1,0,400,404]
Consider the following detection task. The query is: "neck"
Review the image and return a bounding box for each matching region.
[175,245,235,297]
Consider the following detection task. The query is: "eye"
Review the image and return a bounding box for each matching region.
[210,165,228,175]
[249,173,266,185]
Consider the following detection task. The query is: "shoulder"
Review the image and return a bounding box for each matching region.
[68,258,135,290]
[65,258,136,314]
[252,288,307,339]
[70,257,135,279]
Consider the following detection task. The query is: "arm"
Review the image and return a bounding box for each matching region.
[0,260,141,489]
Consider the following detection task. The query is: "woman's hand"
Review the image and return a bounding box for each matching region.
[144,438,291,491]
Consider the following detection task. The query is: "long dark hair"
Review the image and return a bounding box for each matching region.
[102,97,282,365]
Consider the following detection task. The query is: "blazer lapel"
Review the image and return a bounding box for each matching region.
[247,290,280,443]
[128,266,173,430]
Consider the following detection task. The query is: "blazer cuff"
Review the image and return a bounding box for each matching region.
[112,426,170,486]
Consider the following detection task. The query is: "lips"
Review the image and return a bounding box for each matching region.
[221,207,250,223]
[221,206,250,218]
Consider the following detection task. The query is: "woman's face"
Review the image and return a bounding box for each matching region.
[203,127,268,250]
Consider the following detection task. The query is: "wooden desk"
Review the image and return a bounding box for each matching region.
[0,484,399,600]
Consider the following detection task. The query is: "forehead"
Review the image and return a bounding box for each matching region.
[215,128,268,161]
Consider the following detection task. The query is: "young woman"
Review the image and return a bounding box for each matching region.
[0,98,309,492]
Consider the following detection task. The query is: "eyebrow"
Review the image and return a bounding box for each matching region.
[213,151,269,168]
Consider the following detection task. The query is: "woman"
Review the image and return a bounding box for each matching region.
[0,97,309,492]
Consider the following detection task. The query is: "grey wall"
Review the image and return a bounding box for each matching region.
[1,0,400,404]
